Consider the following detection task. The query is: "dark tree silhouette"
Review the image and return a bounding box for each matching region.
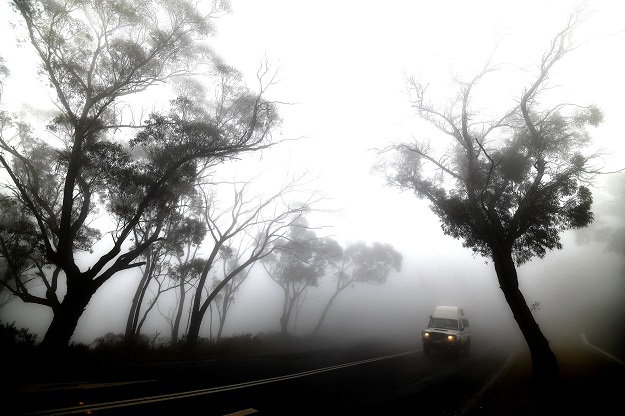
[184,176,321,347]
[377,13,604,383]
[124,208,206,345]
[210,245,254,340]
[0,0,280,349]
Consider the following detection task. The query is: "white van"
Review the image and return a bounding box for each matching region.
[421,306,471,356]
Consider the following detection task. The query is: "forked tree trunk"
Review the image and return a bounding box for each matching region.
[125,252,153,344]
[491,244,559,383]
[39,276,95,350]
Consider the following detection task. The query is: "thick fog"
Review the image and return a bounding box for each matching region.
[2,175,623,355]
[0,0,624,358]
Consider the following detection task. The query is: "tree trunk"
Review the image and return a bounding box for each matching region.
[186,257,262,347]
[311,289,342,338]
[491,244,559,383]
[186,311,203,346]
[217,313,226,340]
[171,277,186,344]
[125,254,153,344]
[280,286,295,336]
[216,292,231,341]
[39,276,95,350]
[186,291,217,345]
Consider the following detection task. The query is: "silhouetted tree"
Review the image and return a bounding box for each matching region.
[209,245,254,340]
[377,13,604,382]
[185,175,321,347]
[262,218,330,335]
[0,0,280,349]
[0,57,13,309]
[166,214,207,344]
[0,193,48,309]
[311,241,402,338]
[124,209,205,344]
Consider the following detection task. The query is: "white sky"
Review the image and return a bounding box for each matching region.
[1,0,624,343]
[2,0,623,246]
[207,0,625,246]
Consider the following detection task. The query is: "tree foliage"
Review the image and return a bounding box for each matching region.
[311,241,402,338]
[184,175,321,346]
[0,0,281,349]
[383,76,601,265]
[262,217,332,335]
[377,11,602,381]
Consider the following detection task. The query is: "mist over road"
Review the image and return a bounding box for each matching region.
[11,341,512,415]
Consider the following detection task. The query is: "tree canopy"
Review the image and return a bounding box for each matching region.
[377,11,604,382]
[0,0,281,349]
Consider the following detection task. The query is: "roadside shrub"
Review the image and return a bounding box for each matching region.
[0,320,37,349]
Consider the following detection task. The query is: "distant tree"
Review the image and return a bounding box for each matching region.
[377,13,604,382]
[123,210,206,344]
[310,241,402,338]
[210,245,254,340]
[0,0,280,350]
[166,213,207,344]
[261,218,329,336]
[124,196,207,345]
[124,238,164,345]
[184,176,321,347]
[166,257,205,344]
[575,173,625,256]
[0,55,8,99]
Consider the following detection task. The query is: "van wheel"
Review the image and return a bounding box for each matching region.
[423,346,431,356]
[464,339,471,355]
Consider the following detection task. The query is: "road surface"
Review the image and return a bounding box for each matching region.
[10,341,512,415]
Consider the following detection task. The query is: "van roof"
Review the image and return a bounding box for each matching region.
[433,305,465,319]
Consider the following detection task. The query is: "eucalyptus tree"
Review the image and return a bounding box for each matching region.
[167,215,207,344]
[377,13,604,382]
[124,209,206,344]
[310,241,402,338]
[209,245,254,340]
[0,193,48,310]
[0,0,280,349]
[261,218,330,336]
[185,175,322,347]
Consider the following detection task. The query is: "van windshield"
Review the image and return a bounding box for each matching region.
[431,318,458,330]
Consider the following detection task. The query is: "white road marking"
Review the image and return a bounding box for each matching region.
[223,408,258,416]
[24,350,419,416]
[581,333,625,366]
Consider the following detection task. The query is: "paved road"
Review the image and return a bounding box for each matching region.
[10,342,512,415]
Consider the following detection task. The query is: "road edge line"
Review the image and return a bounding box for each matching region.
[580,333,625,366]
[456,351,515,416]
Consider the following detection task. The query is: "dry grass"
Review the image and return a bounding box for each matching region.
[463,344,624,415]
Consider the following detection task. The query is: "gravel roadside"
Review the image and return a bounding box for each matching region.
[460,341,624,415]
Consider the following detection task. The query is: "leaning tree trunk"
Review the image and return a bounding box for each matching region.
[125,253,153,344]
[280,286,298,336]
[310,289,342,338]
[39,275,95,351]
[171,277,186,344]
[491,244,559,383]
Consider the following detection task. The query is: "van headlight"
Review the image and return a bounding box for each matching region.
[423,332,429,338]
[447,335,456,341]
